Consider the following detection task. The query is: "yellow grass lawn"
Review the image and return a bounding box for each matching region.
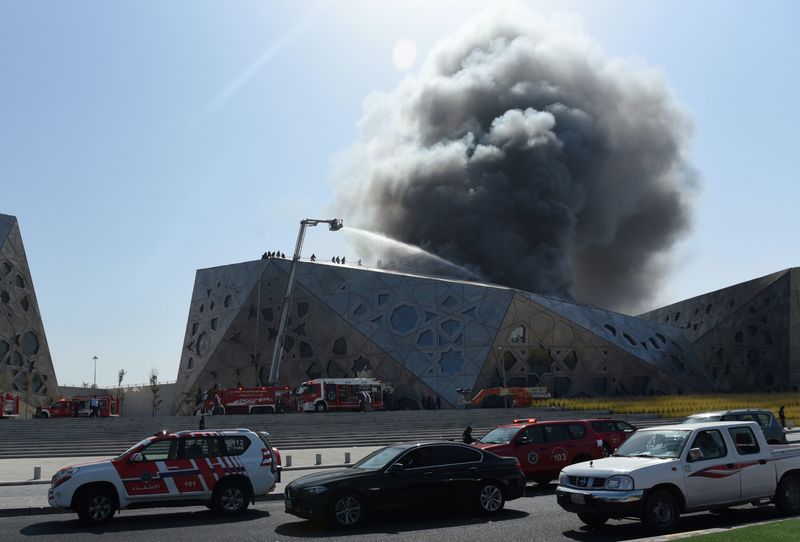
[536,393,800,425]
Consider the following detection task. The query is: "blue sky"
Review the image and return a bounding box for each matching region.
[1,1,798,387]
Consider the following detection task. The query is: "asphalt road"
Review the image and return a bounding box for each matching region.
[1,485,789,542]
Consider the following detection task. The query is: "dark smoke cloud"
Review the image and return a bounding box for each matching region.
[335,7,696,313]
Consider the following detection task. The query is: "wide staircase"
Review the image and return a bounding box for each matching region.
[0,409,681,459]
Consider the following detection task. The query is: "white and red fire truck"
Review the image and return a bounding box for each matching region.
[295,378,384,413]
[1,392,20,418]
[200,386,293,415]
[37,394,120,418]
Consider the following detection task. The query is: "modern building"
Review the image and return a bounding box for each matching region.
[0,213,59,411]
[639,268,800,392]
[173,257,800,414]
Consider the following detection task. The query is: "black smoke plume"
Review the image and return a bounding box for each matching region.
[335,8,696,313]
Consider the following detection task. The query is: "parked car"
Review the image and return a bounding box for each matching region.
[49,428,280,525]
[556,421,800,533]
[682,409,787,444]
[284,442,525,528]
[473,418,605,485]
[584,418,638,455]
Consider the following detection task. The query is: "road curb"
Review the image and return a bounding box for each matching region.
[0,479,50,487]
[0,493,285,518]
[627,516,796,541]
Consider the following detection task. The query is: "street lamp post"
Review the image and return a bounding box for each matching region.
[267,218,343,385]
[92,356,98,388]
[497,346,508,408]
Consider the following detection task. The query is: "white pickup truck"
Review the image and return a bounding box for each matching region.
[556,421,800,533]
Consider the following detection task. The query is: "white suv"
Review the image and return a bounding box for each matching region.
[49,428,280,524]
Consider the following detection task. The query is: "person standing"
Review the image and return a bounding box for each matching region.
[199,414,206,430]
[462,426,476,444]
[90,395,99,417]
[436,395,441,410]
[779,405,786,428]
[72,399,80,418]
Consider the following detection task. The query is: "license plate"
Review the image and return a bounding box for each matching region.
[570,493,586,505]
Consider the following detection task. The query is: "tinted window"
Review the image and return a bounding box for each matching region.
[614,421,636,432]
[522,426,544,444]
[401,447,433,469]
[755,414,771,427]
[543,424,570,443]
[141,439,176,461]
[221,436,251,456]
[568,424,586,439]
[590,421,614,432]
[729,427,760,455]
[435,445,482,465]
[179,437,213,459]
[688,430,727,462]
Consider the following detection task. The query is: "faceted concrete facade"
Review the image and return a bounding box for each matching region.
[640,269,798,392]
[174,258,715,413]
[0,214,58,408]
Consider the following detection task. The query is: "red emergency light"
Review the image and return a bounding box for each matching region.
[512,418,537,424]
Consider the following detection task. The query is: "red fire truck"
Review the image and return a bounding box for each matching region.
[199,386,293,415]
[295,378,384,413]
[1,392,20,418]
[36,394,120,418]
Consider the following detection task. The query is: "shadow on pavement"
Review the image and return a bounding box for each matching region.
[561,505,782,541]
[19,508,271,537]
[275,506,529,538]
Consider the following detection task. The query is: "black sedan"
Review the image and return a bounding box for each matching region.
[284,441,526,528]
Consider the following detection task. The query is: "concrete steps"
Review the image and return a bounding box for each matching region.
[0,409,680,459]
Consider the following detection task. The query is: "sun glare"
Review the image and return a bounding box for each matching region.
[392,38,417,71]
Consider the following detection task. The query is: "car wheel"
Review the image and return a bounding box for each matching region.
[330,492,364,528]
[315,402,327,413]
[77,487,117,525]
[578,512,608,528]
[476,481,505,514]
[642,489,679,533]
[212,480,250,516]
[776,473,800,515]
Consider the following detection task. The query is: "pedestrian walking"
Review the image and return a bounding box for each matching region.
[779,405,786,428]
[72,399,80,418]
[90,395,99,417]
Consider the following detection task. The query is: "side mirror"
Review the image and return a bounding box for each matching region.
[130,453,144,463]
[515,436,529,446]
[688,448,703,462]
[388,463,405,474]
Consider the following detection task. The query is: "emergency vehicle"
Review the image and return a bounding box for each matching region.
[468,386,551,408]
[473,418,605,485]
[36,394,120,418]
[49,428,281,525]
[584,418,638,455]
[295,378,383,412]
[199,386,293,415]
[1,392,20,418]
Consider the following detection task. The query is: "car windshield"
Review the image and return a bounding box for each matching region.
[479,427,519,444]
[682,415,720,424]
[615,430,690,458]
[351,446,406,470]
[115,437,152,460]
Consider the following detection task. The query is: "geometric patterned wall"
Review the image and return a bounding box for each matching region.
[0,213,58,408]
[640,269,796,392]
[174,257,718,413]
